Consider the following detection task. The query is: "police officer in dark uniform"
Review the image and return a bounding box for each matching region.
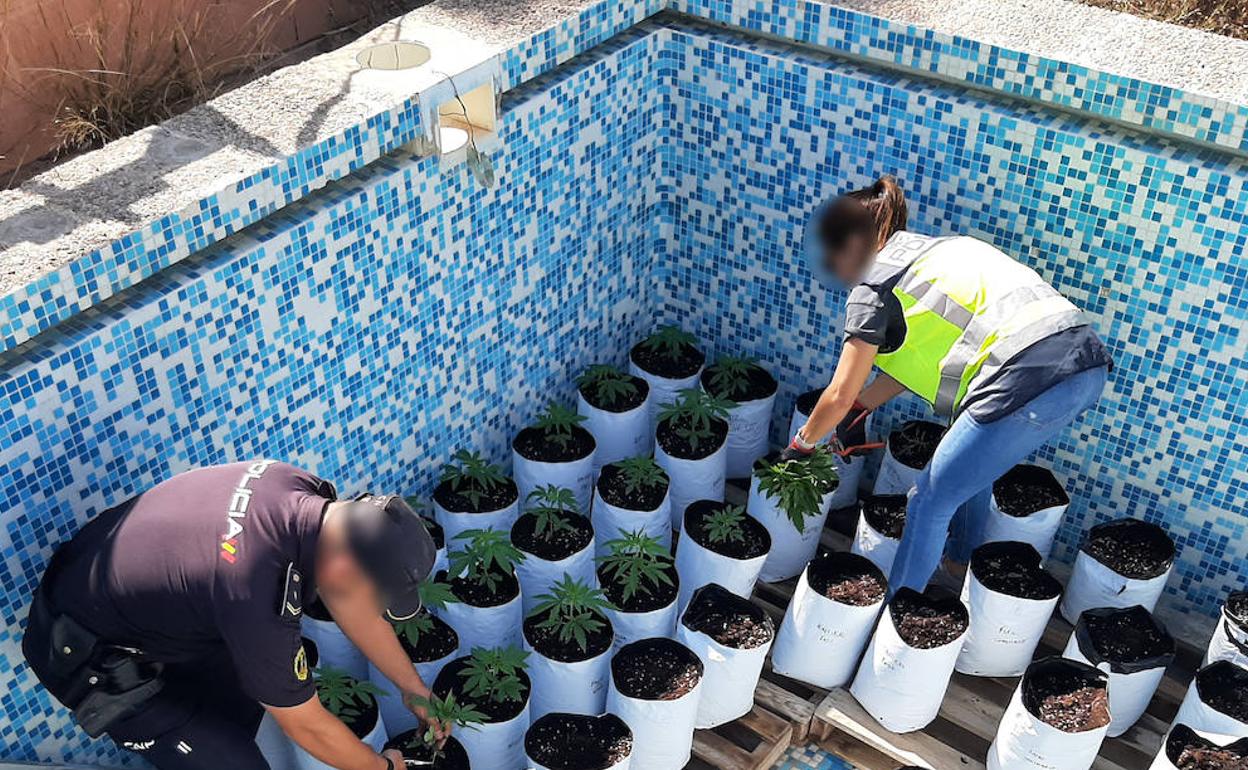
[22,459,446,770]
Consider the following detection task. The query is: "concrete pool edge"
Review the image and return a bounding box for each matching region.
[2,0,1248,354]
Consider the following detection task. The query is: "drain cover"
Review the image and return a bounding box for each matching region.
[355,41,431,71]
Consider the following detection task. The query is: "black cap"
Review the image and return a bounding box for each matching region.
[343,494,437,621]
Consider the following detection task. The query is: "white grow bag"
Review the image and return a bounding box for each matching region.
[293,709,386,770]
[676,586,774,729]
[955,542,1061,678]
[851,504,903,578]
[513,447,597,516]
[1204,595,1248,670]
[457,700,531,770]
[986,658,1109,770]
[523,640,613,721]
[514,539,596,616]
[432,495,520,546]
[1149,724,1248,770]
[592,485,671,558]
[437,590,523,652]
[850,591,969,733]
[655,441,726,531]
[674,520,768,613]
[1062,606,1174,737]
[255,712,295,770]
[368,646,457,738]
[604,597,679,654]
[628,359,702,436]
[578,390,652,470]
[788,401,866,509]
[607,644,703,770]
[525,715,634,770]
[771,556,886,689]
[300,614,368,680]
[751,474,834,583]
[981,465,1069,560]
[722,392,777,479]
[1174,661,1248,738]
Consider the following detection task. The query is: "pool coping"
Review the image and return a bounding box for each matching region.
[2,0,1247,354]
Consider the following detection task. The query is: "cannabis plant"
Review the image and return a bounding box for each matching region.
[706,355,761,400]
[577,364,640,408]
[448,528,526,593]
[657,388,735,452]
[612,456,668,496]
[459,646,530,704]
[530,575,615,652]
[533,401,588,451]
[315,666,387,722]
[391,580,458,648]
[597,529,675,602]
[440,449,509,508]
[756,446,839,531]
[704,504,747,545]
[524,485,579,540]
[402,692,487,748]
[639,325,697,360]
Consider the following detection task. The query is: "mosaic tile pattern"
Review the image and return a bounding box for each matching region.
[778,743,858,770]
[653,22,1248,620]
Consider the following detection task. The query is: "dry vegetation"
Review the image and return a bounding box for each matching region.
[1076,0,1248,39]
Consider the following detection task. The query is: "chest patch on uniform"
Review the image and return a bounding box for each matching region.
[280,563,304,620]
[294,645,309,681]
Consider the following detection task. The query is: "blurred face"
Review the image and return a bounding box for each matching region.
[825,230,876,287]
[315,505,370,598]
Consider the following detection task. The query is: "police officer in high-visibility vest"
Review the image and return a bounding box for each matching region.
[784,176,1112,592]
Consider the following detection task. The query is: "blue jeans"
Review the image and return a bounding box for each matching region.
[888,365,1109,593]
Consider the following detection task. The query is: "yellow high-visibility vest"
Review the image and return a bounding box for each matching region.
[866,232,1087,416]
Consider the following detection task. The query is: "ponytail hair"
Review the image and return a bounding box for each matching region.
[816,175,909,254]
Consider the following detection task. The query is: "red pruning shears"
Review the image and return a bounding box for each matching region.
[833,405,885,458]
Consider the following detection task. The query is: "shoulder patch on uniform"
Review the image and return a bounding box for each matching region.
[280,563,304,620]
[294,645,309,682]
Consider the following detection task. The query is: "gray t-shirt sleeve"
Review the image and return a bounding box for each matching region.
[844,284,891,347]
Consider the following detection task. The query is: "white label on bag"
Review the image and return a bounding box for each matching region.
[956,572,1058,677]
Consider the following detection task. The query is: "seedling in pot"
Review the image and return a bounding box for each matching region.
[705,355,762,401]
[401,691,487,752]
[439,450,509,509]
[613,456,667,497]
[391,579,459,648]
[523,485,579,541]
[315,665,387,723]
[756,446,839,531]
[533,401,588,452]
[577,364,640,409]
[639,325,698,360]
[458,645,530,705]
[597,529,674,603]
[704,503,748,545]
[530,574,615,653]
[448,528,526,594]
[657,388,735,453]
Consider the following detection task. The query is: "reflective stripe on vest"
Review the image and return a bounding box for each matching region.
[871,234,1086,416]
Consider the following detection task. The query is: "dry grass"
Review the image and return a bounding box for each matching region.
[1075,0,1248,40]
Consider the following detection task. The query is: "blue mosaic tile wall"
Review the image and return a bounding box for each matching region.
[652,22,1248,622]
[0,29,664,766]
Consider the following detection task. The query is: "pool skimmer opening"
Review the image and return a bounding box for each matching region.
[355,41,431,70]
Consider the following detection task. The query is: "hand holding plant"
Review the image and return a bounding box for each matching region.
[402,691,486,751]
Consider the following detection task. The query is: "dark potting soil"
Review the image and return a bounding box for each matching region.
[795,387,823,416]
[448,567,520,607]
[524,713,633,770]
[1082,606,1173,665]
[514,424,596,463]
[1023,659,1110,733]
[656,414,729,460]
[807,552,887,606]
[523,610,613,662]
[384,731,471,770]
[630,339,705,379]
[889,588,969,649]
[1226,591,1248,629]
[684,499,771,560]
[862,495,908,539]
[700,362,778,402]
[396,612,459,664]
[597,462,668,511]
[681,584,774,650]
[579,372,649,413]
[511,510,593,561]
[611,637,703,700]
[432,476,519,514]
[432,656,531,723]
[598,561,679,612]
[992,464,1070,517]
[1082,519,1176,580]
[1195,661,1248,723]
[971,541,1061,600]
[1167,725,1248,770]
[889,420,945,469]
